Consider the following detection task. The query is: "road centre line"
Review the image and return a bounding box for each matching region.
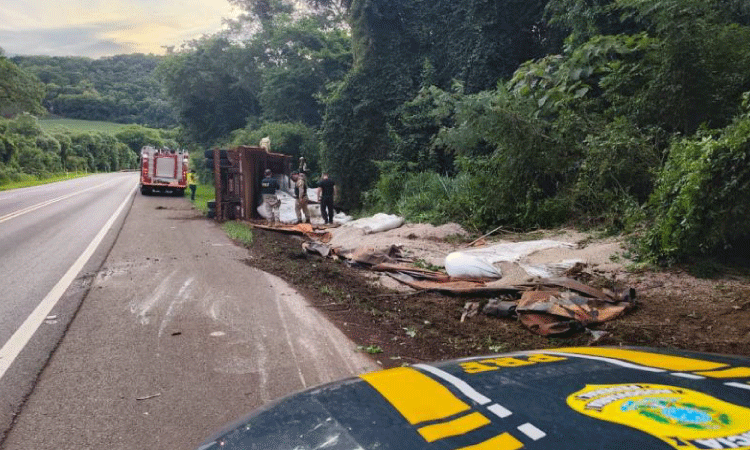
[0,181,137,381]
[0,179,116,224]
[725,382,750,391]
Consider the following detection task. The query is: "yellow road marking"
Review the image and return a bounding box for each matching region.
[695,367,750,378]
[361,367,470,424]
[418,412,491,443]
[553,348,727,371]
[455,433,524,450]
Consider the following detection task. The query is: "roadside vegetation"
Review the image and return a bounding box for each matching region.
[222,221,254,246]
[152,0,750,267]
[0,172,89,191]
[189,182,214,214]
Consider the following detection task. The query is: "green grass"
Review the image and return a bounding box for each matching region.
[38,118,130,135]
[0,172,91,191]
[222,221,254,246]
[190,183,214,213]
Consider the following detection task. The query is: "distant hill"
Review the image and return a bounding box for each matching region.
[12,54,178,129]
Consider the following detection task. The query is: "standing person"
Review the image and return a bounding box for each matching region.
[261,169,280,226]
[316,172,337,225]
[292,171,311,223]
[187,169,198,201]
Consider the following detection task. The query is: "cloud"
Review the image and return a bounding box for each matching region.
[0,25,137,58]
[0,0,238,58]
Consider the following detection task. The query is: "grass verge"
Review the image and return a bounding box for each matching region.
[223,221,253,246]
[190,183,214,213]
[0,172,91,191]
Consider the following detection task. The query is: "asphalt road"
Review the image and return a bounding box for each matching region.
[0,172,139,438]
[0,189,376,449]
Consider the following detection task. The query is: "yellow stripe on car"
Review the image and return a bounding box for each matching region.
[552,347,727,371]
[361,367,470,425]
[454,433,524,450]
[695,367,750,378]
[417,412,491,443]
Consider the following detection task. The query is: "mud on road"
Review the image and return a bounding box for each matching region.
[245,228,750,367]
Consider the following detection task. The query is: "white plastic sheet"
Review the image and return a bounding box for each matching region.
[444,240,576,278]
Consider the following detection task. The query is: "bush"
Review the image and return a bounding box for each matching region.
[642,110,750,262]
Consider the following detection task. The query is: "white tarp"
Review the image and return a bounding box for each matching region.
[444,240,577,278]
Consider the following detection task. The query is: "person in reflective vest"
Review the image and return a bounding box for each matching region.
[187,170,198,201]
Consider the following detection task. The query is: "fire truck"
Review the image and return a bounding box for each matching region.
[139,146,189,195]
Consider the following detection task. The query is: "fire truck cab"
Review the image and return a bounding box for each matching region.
[139,146,189,196]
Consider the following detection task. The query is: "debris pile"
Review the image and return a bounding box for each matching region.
[256,212,636,336]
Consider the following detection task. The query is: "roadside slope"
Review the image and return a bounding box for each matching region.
[1,195,376,450]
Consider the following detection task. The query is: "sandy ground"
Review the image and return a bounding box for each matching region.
[328,222,629,288]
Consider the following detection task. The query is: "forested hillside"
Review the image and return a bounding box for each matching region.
[13,54,178,128]
[1,50,180,183]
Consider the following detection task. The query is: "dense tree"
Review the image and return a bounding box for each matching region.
[321,0,556,209]
[0,56,45,116]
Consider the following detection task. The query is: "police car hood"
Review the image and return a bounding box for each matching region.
[198,347,750,450]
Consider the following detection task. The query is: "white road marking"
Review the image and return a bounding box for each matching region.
[725,382,750,391]
[518,423,546,441]
[0,179,116,224]
[0,181,137,381]
[671,372,706,380]
[414,363,492,405]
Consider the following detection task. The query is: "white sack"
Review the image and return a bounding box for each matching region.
[342,213,404,234]
[445,252,502,278]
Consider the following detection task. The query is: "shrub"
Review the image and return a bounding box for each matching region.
[642,110,750,262]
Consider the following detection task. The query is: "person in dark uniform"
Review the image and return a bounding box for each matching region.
[261,169,280,225]
[316,172,337,225]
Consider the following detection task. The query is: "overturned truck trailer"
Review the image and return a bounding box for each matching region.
[206,145,291,221]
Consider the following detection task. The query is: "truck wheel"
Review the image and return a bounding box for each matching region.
[141,186,150,195]
[174,188,185,197]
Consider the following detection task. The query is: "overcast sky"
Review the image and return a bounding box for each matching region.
[0,0,239,58]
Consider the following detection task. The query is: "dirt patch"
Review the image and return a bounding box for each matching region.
[244,227,750,368]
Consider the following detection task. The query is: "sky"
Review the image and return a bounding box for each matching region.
[0,0,239,58]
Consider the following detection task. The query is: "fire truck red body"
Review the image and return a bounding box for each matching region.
[139,146,189,195]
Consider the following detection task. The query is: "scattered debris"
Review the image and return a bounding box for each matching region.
[461,302,481,322]
[136,393,161,401]
[262,213,638,337]
[587,329,610,344]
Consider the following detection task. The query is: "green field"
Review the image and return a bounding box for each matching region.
[38,118,130,134]
[0,172,91,191]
